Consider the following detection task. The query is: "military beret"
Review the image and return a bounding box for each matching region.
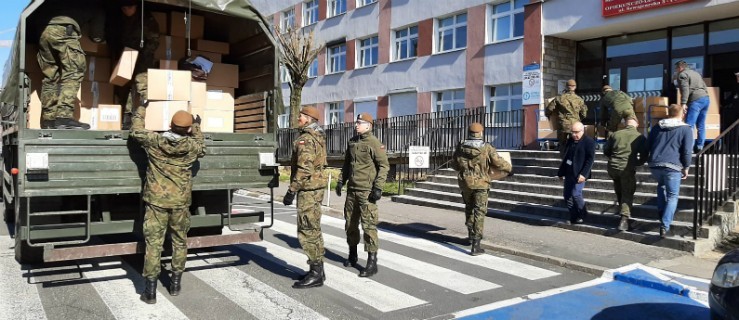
[300,106,320,121]
[468,122,483,133]
[566,79,577,86]
[356,113,373,123]
[171,110,193,127]
[602,85,612,92]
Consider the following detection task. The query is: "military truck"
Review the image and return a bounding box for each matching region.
[0,0,281,263]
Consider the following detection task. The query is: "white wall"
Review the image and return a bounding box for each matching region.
[483,39,523,86]
[389,0,488,29]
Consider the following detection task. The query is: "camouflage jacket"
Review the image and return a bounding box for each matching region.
[289,123,328,192]
[600,90,635,131]
[130,107,206,208]
[119,12,160,75]
[339,131,389,191]
[603,125,648,171]
[546,91,587,133]
[451,140,512,190]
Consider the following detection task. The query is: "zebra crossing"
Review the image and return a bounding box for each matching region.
[0,206,595,320]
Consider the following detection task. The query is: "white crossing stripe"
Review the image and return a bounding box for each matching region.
[230,237,428,312]
[320,215,560,280]
[0,238,47,320]
[270,220,501,294]
[80,260,188,320]
[187,252,329,320]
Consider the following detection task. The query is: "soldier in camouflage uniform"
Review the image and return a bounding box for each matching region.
[283,106,328,289]
[114,0,160,130]
[36,1,105,129]
[546,79,587,156]
[130,105,205,304]
[335,113,389,277]
[600,85,636,134]
[603,118,648,231]
[451,123,512,255]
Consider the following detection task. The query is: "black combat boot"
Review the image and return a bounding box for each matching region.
[41,119,56,129]
[470,239,485,256]
[55,118,90,130]
[121,113,133,130]
[293,261,324,289]
[343,246,358,267]
[359,252,378,277]
[140,277,157,304]
[169,272,182,296]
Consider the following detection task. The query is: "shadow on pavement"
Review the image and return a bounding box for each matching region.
[591,302,709,320]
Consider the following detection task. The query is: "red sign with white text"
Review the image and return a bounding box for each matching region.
[602,0,693,17]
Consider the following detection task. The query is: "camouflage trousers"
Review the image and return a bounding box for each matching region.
[344,190,379,253]
[37,24,85,121]
[297,189,325,263]
[115,72,149,114]
[462,188,488,240]
[142,203,191,278]
[608,167,637,218]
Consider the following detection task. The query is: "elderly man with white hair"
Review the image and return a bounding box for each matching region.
[557,122,596,224]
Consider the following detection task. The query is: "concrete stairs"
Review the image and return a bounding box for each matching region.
[392,150,737,255]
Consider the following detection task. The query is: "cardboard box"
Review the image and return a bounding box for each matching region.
[170,11,204,39]
[677,87,720,114]
[145,101,189,131]
[694,128,721,140]
[537,127,556,139]
[198,109,234,133]
[110,47,139,86]
[703,77,712,87]
[706,114,721,125]
[25,45,41,74]
[190,50,221,63]
[151,11,167,34]
[206,63,238,88]
[159,60,178,70]
[28,72,43,129]
[85,57,111,82]
[78,81,115,108]
[634,96,668,113]
[155,36,187,61]
[193,39,229,55]
[190,81,207,109]
[205,86,235,111]
[76,104,122,130]
[79,36,110,57]
[650,105,669,118]
[147,69,192,101]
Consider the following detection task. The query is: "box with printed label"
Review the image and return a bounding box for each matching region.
[145,101,189,131]
[190,50,221,63]
[154,36,186,61]
[147,69,192,101]
[110,47,139,86]
[206,63,238,88]
[199,109,234,133]
[85,56,111,82]
[193,39,229,55]
[170,11,204,39]
[75,104,121,130]
[205,86,235,111]
[78,81,115,108]
[190,81,207,109]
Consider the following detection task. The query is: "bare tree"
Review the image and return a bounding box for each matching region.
[274,26,324,128]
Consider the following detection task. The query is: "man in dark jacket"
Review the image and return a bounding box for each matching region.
[558,122,596,224]
[647,104,693,238]
[675,60,709,153]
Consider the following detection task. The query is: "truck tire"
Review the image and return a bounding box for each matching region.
[3,203,14,223]
[14,230,43,264]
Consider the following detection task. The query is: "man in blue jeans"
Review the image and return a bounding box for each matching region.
[675,60,709,153]
[647,104,693,238]
[558,122,596,224]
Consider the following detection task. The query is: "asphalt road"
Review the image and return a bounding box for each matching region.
[0,197,594,320]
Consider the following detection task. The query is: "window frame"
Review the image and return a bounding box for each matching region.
[357,35,379,68]
[488,0,525,44]
[307,58,319,78]
[435,89,466,112]
[488,83,523,113]
[436,12,468,53]
[303,0,319,26]
[277,113,290,128]
[279,65,291,83]
[280,8,295,30]
[327,101,345,125]
[327,43,347,74]
[327,0,347,18]
[392,25,419,61]
[356,0,377,8]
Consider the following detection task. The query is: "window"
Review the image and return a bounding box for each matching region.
[393,25,418,61]
[278,114,290,128]
[435,89,465,112]
[328,0,347,18]
[303,0,319,26]
[672,25,704,50]
[307,58,318,78]
[354,100,377,120]
[627,64,663,92]
[357,0,377,7]
[607,31,667,58]
[327,102,344,124]
[358,36,379,68]
[437,13,467,53]
[279,65,291,83]
[327,43,346,73]
[280,8,295,30]
[489,0,524,43]
[709,18,739,46]
[489,84,522,113]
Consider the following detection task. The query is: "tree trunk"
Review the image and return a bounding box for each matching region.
[289,85,303,128]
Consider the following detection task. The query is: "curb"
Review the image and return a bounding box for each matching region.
[602,264,709,303]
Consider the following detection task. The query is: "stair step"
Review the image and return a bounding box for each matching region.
[510,157,698,174]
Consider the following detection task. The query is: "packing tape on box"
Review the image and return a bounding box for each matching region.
[166,36,172,60]
[90,81,99,129]
[166,71,174,100]
[88,57,96,80]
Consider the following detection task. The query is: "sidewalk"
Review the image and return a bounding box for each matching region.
[244,184,725,279]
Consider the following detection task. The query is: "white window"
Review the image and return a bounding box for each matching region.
[393,25,418,61]
[327,43,346,74]
[307,58,318,78]
[435,89,465,112]
[278,114,290,128]
[357,0,377,7]
[303,0,319,26]
[279,65,291,83]
[358,36,379,68]
[389,92,418,117]
[354,100,377,120]
[489,83,522,112]
[437,13,467,53]
[327,102,345,124]
[328,0,347,18]
[280,8,295,30]
[489,0,525,43]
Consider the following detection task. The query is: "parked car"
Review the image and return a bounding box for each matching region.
[710,248,739,319]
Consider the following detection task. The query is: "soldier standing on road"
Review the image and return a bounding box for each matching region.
[283,106,328,289]
[546,79,587,156]
[335,113,389,277]
[450,123,512,255]
[603,118,648,231]
[130,105,206,304]
[599,85,636,135]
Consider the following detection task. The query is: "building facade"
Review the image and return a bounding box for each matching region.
[252,0,739,148]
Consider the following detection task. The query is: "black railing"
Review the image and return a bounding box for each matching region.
[692,118,739,239]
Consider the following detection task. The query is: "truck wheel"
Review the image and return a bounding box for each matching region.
[2,202,13,223]
[14,232,43,264]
